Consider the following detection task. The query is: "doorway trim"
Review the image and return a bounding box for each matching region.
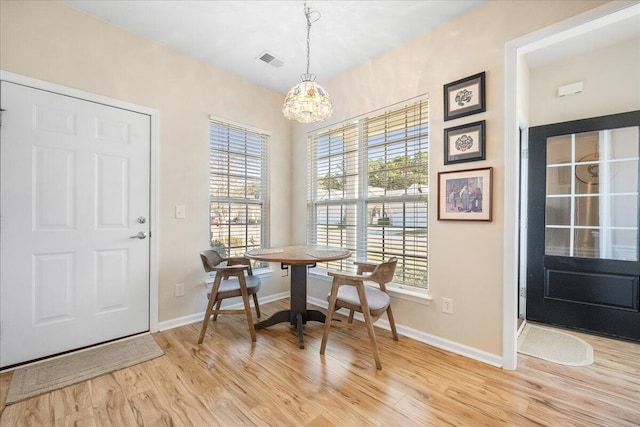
[0,70,160,333]
[503,1,640,370]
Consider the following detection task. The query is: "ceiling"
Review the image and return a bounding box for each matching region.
[64,1,640,94]
[524,4,640,69]
[64,0,486,94]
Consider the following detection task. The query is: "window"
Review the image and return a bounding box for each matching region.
[308,99,429,289]
[209,119,269,266]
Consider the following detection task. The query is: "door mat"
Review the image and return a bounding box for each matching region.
[518,324,594,366]
[5,333,163,404]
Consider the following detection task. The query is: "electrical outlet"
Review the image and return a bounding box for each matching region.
[175,283,185,297]
[442,297,453,314]
[175,205,186,219]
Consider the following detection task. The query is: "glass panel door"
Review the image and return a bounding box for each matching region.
[545,127,639,261]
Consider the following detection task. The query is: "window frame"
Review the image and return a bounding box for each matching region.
[307,98,430,292]
[208,117,270,269]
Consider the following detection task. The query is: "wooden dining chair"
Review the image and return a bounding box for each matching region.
[197,250,261,344]
[320,258,398,370]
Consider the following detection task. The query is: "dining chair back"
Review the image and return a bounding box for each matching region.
[197,249,261,344]
[320,258,398,370]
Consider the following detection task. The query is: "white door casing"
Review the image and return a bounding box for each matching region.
[1,81,151,367]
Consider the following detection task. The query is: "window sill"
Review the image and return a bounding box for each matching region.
[386,285,432,305]
[252,267,273,277]
[308,271,431,305]
[205,268,273,285]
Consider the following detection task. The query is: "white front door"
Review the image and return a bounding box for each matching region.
[0,81,151,368]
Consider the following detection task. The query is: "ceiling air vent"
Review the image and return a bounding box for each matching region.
[258,51,285,68]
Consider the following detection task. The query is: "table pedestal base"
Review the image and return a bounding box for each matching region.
[254,309,325,349]
[253,264,325,349]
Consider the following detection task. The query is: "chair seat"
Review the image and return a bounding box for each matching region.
[334,284,390,317]
[208,275,261,300]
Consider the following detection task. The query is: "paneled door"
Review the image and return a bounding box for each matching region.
[0,81,151,367]
[527,111,640,341]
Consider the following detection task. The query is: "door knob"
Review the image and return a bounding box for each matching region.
[130,231,147,239]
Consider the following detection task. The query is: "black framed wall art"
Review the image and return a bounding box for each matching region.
[444,72,486,121]
[444,120,486,165]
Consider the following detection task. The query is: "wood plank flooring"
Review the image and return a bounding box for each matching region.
[1,298,638,426]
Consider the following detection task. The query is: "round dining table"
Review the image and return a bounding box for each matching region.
[245,245,351,348]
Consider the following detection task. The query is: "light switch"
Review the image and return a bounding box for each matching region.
[175,205,186,219]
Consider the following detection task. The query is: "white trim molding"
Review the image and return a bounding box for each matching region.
[502,1,639,371]
[309,271,432,305]
[158,291,500,367]
[157,291,289,331]
[308,297,502,368]
[0,70,161,333]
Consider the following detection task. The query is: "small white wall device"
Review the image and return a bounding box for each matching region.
[557,81,584,97]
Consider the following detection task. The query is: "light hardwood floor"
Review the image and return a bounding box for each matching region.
[1,298,638,426]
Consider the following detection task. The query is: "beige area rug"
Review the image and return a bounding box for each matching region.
[518,324,594,366]
[6,333,163,404]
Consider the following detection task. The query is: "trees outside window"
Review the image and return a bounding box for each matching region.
[308,99,429,289]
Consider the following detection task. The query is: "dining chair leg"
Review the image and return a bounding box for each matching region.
[212,300,222,321]
[238,275,256,342]
[386,306,399,341]
[198,275,222,344]
[252,293,261,318]
[347,310,355,323]
[356,283,382,370]
[379,283,398,340]
[320,279,340,355]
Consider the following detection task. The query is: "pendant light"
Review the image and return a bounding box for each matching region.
[282,1,333,123]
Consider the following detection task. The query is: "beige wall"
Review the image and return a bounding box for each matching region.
[0,0,291,323]
[291,0,606,355]
[1,0,611,359]
[529,36,640,126]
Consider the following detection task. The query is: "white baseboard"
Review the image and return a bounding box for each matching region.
[157,291,289,331]
[158,292,503,368]
[307,296,503,368]
[517,319,528,336]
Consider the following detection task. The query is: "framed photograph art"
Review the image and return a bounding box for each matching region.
[438,167,492,221]
[444,120,485,165]
[444,72,486,121]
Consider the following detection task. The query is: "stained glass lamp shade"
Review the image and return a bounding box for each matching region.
[282,73,333,123]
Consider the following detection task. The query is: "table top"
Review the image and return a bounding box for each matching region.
[245,245,351,265]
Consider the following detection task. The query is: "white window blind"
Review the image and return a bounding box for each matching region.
[209,119,269,266]
[308,99,429,289]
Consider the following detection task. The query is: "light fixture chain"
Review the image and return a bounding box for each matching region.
[282,0,333,123]
[305,1,311,76]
